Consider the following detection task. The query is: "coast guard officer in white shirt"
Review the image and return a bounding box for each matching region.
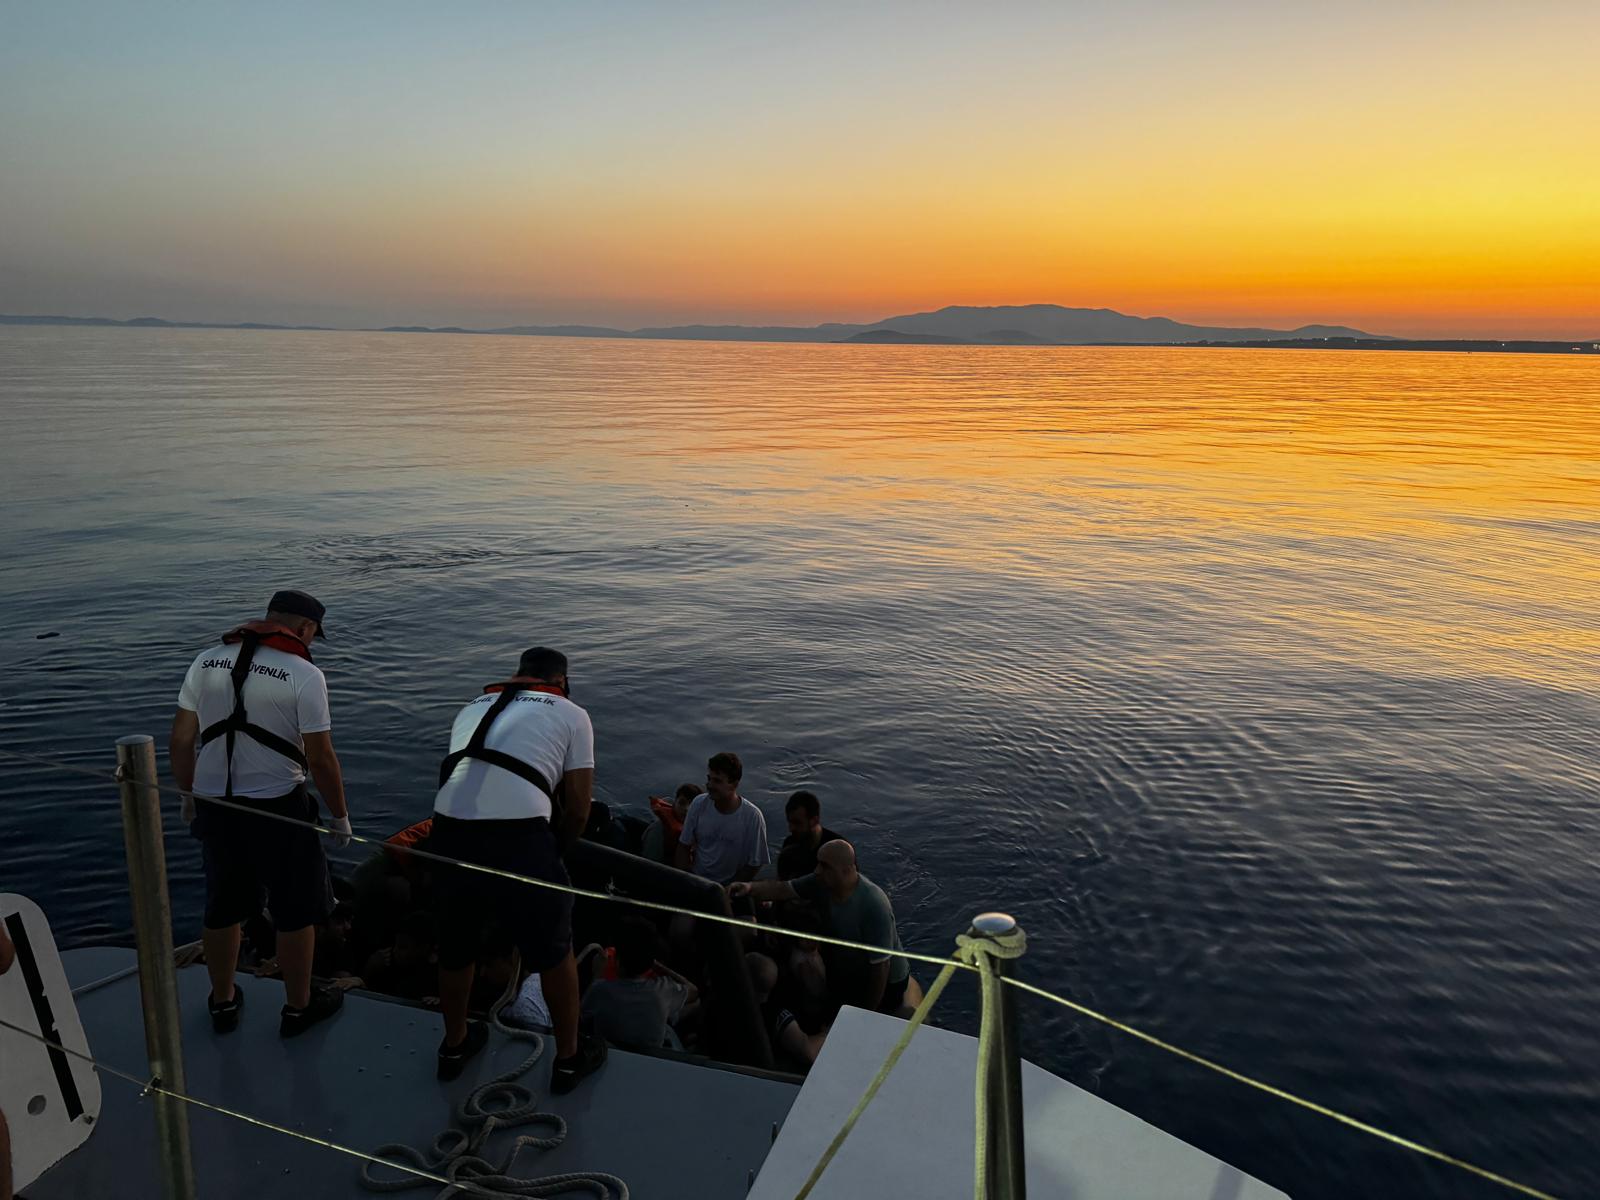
[429,645,607,1092]
[169,588,352,1038]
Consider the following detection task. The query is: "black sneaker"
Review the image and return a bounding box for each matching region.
[436,1020,489,1081]
[279,984,344,1037]
[208,985,245,1034]
[549,1034,607,1095]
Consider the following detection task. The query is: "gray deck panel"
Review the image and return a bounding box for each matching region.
[750,1006,1289,1200]
[33,949,798,1198]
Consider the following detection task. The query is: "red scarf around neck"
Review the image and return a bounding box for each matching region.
[221,619,312,662]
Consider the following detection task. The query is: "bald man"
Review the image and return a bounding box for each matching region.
[730,839,910,1014]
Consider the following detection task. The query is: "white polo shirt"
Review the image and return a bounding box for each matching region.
[434,690,595,821]
[176,643,331,798]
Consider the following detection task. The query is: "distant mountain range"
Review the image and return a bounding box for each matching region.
[0,304,1384,344]
[464,304,1388,345]
[7,305,1596,350]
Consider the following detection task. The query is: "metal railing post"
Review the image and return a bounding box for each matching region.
[116,734,197,1200]
[971,911,1027,1200]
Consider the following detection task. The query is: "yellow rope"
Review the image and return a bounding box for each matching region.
[791,957,964,1199]
[793,924,1030,1200]
[999,976,1560,1200]
[0,745,970,974]
[957,926,1027,1198]
[0,1013,502,1198]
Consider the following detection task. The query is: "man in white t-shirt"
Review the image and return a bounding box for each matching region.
[169,589,352,1039]
[675,751,770,884]
[429,646,606,1093]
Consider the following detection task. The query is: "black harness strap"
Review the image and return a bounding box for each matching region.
[198,630,309,799]
[437,684,556,799]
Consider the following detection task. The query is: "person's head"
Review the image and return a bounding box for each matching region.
[322,901,353,945]
[745,952,779,1003]
[614,917,661,979]
[516,646,570,696]
[814,839,859,899]
[673,781,699,810]
[785,791,822,840]
[394,912,436,967]
[776,905,823,954]
[476,948,517,998]
[706,752,742,803]
[266,588,327,645]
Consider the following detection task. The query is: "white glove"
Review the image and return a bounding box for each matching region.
[180,792,197,825]
[329,814,353,849]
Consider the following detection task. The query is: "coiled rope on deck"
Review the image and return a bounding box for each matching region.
[0,1012,496,1198]
[0,742,1567,1200]
[359,966,628,1199]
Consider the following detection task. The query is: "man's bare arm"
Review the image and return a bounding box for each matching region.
[674,841,694,872]
[558,767,594,845]
[728,879,798,903]
[861,958,890,1012]
[653,960,700,1004]
[169,709,199,794]
[302,730,347,819]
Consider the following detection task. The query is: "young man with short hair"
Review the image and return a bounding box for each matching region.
[776,790,841,880]
[674,752,770,884]
[169,588,351,1037]
[430,646,606,1091]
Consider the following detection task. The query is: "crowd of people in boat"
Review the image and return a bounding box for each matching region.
[166,589,915,1093]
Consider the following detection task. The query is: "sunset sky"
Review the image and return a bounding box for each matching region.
[2,1,1597,338]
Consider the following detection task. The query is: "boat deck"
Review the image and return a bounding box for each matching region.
[32,948,799,1198]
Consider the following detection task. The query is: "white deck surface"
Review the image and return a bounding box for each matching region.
[750,1006,1290,1200]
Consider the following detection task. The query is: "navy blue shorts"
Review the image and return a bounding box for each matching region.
[430,813,573,974]
[197,786,334,933]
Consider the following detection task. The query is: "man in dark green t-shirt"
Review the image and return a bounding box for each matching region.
[730,839,910,1012]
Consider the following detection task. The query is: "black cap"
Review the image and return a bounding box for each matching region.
[268,589,327,638]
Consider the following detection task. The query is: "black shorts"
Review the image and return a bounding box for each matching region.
[197,786,334,933]
[430,813,573,974]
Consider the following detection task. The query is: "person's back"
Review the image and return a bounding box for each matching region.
[429,645,606,1094]
[580,918,692,1049]
[581,976,686,1048]
[169,589,352,1039]
[435,684,591,821]
[179,639,327,798]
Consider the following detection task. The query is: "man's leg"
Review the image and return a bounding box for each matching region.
[540,951,580,1059]
[276,925,315,1010]
[202,924,242,1002]
[439,963,477,1047]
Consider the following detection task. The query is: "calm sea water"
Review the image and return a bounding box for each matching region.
[1,326,1596,1198]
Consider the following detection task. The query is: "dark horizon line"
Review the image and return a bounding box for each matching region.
[2,310,1596,353]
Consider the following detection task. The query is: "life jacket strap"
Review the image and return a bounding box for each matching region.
[437,683,556,799]
[196,629,310,799]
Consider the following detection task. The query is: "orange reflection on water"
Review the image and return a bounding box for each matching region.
[205,332,1600,689]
